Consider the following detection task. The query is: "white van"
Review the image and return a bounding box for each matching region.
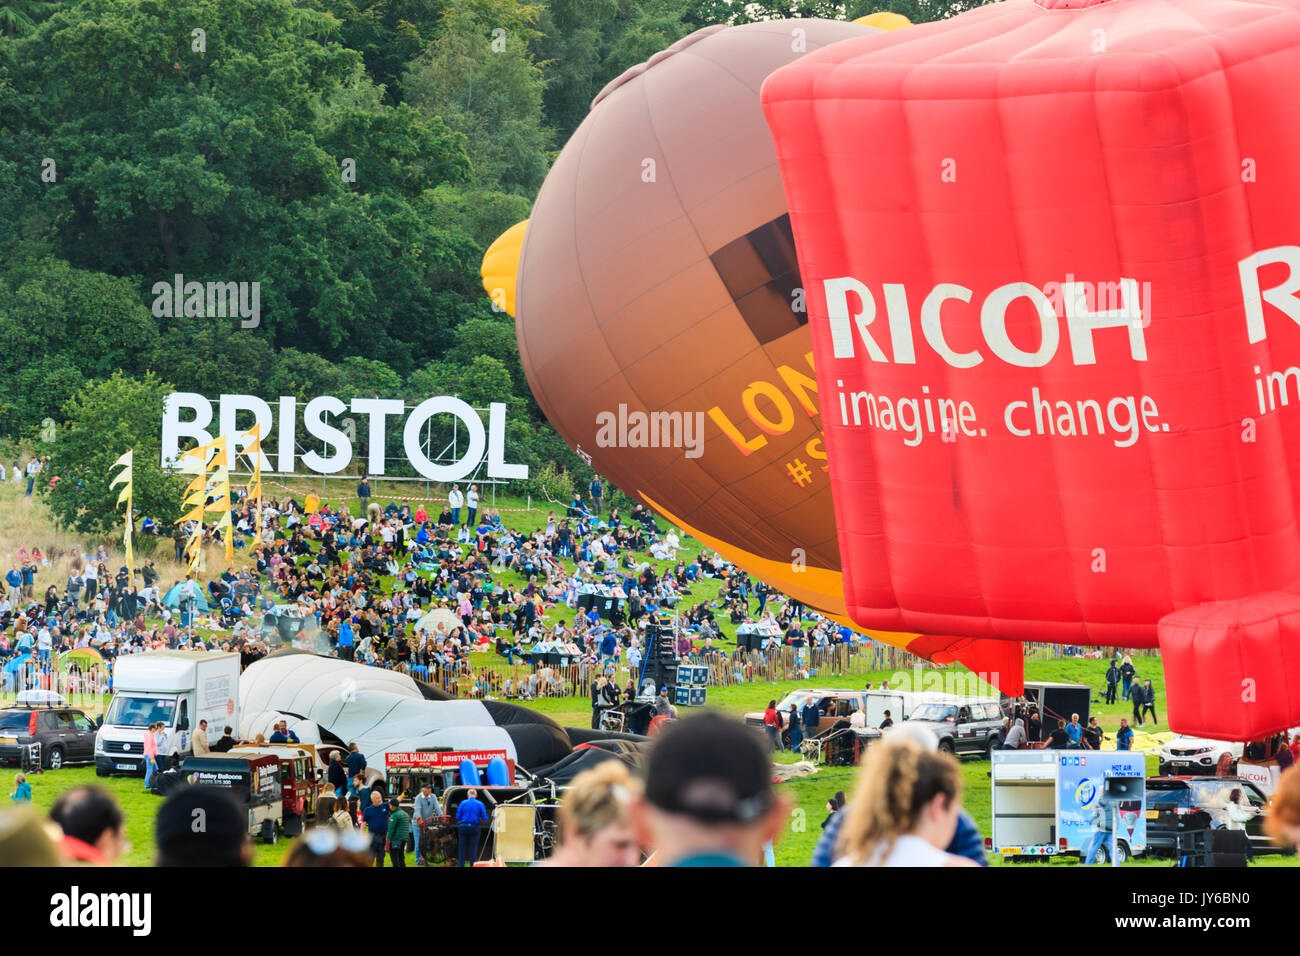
[95,651,239,776]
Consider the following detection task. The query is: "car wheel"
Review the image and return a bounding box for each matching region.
[938,739,955,754]
[1114,841,1129,864]
[261,819,277,844]
[46,746,64,770]
[985,737,998,759]
[95,766,108,777]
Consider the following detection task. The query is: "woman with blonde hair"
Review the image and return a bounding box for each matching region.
[539,761,641,867]
[833,738,977,867]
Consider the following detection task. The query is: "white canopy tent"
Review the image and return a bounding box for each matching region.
[413,607,463,635]
[238,654,515,772]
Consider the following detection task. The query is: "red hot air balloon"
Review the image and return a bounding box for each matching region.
[763,0,1300,740]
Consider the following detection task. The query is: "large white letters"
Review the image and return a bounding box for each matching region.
[160,393,528,481]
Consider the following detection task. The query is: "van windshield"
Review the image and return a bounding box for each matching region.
[775,693,812,712]
[106,695,176,728]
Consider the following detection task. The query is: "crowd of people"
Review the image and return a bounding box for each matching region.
[7,468,1262,871]
[2,469,867,709]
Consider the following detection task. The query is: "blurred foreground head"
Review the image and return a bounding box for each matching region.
[0,809,62,866]
[155,786,251,867]
[635,713,785,867]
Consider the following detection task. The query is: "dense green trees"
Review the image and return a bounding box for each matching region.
[0,0,990,528]
[45,373,184,535]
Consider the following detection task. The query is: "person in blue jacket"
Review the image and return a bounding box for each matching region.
[811,805,987,867]
[336,618,355,661]
[4,566,21,605]
[1115,718,1135,751]
[456,788,489,866]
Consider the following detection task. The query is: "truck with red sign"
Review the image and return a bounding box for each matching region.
[384,750,555,863]
[384,749,515,802]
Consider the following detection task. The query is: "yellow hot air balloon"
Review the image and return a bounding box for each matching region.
[480,219,528,317]
[853,11,911,30]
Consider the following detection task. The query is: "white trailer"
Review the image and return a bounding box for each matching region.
[991,750,1147,863]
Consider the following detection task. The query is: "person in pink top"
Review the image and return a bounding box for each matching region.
[142,721,159,791]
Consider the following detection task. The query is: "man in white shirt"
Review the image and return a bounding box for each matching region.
[466,485,480,527]
[447,485,464,525]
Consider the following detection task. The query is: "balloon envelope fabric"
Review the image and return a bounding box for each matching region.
[762,0,1300,738]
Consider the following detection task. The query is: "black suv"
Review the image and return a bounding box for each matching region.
[0,707,99,769]
[1146,776,1279,856]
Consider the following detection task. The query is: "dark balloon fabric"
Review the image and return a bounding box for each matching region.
[527,741,648,786]
[763,0,1300,738]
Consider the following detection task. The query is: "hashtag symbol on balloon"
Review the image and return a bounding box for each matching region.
[786,459,813,487]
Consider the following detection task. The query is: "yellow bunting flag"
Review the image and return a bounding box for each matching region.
[108,450,134,583]
[241,424,264,549]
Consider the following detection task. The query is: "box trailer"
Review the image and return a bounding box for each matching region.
[1006,681,1092,733]
[991,750,1147,863]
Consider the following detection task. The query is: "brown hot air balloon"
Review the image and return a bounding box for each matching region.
[500,16,1022,684]
[514,18,864,613]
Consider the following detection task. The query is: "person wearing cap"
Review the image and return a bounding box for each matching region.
[413,781,442,866]
[192,719,211,756]
[632,712,787,867]
[156,786,252,867]
[455,787,489,866]
[653,686,675,718]
[385,798,411,867]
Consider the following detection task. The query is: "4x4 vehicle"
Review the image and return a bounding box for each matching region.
[1157,736,1242,776]
[1145,776,1280,856]
[903,696,1004,756]
[0,707,100,769]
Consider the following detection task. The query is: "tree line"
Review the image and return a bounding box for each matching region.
[0,0,982,533]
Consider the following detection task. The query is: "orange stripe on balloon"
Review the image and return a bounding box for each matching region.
[637,490,922,653]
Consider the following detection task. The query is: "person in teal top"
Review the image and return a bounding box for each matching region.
[10,773,31,805]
